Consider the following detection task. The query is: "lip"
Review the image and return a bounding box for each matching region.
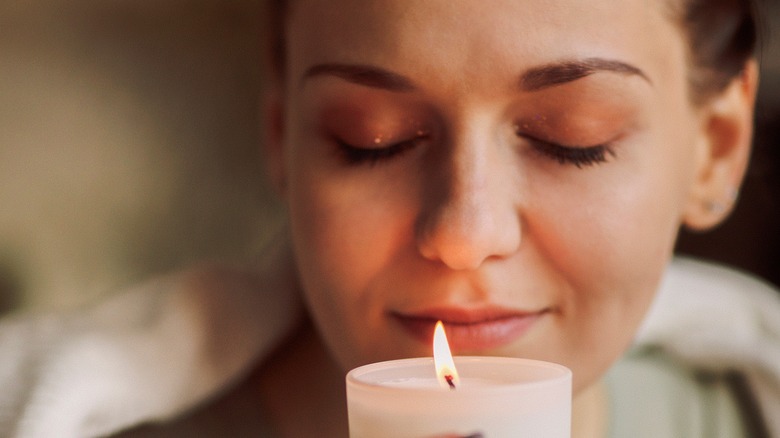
[390,306,549,352]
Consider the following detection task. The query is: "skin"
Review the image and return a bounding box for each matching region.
[263,0,757,435]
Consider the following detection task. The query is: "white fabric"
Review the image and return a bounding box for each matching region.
[635,257,780,437]
[0,258,301,438]
[0,256,777,437]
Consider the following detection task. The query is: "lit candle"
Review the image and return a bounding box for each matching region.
[346,321,572,437]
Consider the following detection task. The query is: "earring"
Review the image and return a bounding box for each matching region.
[705,200,727,214]
[705,188,738,215]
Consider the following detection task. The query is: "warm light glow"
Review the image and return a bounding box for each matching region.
[433,320,460,389]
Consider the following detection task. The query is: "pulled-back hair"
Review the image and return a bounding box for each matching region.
[263,0,288,86]
[262,0,762,105]
[676,0,761,103]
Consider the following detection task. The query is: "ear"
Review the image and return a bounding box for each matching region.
[261,89,288,197]
[682,60,759,231]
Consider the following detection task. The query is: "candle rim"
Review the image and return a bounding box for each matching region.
[346,356,572,395]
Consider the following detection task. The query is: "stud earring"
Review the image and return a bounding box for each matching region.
[706,200,727,214]
[705,187,739,215]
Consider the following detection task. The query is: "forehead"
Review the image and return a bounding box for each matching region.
[285,0,684,92]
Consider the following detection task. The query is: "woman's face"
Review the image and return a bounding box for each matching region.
[276,0,708,392]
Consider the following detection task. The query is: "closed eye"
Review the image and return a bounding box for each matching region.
[335,135,427,166]
[523,135,616,168]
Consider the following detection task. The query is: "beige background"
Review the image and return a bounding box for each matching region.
[1,1,779,316]
[0,1,281,313]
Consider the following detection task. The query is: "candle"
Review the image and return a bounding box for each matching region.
[346,323,572,437]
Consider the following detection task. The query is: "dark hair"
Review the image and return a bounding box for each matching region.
[677,0,762,103]
[264,0,288,86]
[263,0,762,104]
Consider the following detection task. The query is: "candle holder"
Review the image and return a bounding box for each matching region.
[346,356,572,438]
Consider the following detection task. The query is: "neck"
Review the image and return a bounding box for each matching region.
[572,380,609,438]
[256,320,349,437]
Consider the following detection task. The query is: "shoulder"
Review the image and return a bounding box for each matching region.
[636,256,780,346]
[606,346,756,438]
[0,253,302,438]
[628,256,780,437]
[662,257,778,299]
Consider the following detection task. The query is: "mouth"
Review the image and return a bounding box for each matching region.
[390,306,551,352]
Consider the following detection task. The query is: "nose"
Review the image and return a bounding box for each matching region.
[415,134,521,270]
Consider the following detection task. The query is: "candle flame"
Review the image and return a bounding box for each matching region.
[433,320,459,389]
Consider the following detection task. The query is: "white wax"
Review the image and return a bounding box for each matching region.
[346,357,572,438]
[378,376,508,389]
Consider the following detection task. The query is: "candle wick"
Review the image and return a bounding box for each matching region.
[445,374,456,390]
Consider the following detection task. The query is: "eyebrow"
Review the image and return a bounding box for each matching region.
[520,58,651,91]
[300,57,651,93]
[301,63,417,92]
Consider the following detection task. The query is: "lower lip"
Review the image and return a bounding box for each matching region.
[393,313,544,352]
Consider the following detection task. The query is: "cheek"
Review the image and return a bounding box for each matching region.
[533,120,698,288]
[542,180,677,288]
[530,172,678,332]
[284,144,419,366]
[287,168,411,291]
[523,128,698,388]
[284,118,395,286]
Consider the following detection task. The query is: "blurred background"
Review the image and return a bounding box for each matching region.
[0,1,778,317]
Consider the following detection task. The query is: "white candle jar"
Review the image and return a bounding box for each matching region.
[346,356,572,438]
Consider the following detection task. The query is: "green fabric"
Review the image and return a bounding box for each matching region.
[606,347,751,438]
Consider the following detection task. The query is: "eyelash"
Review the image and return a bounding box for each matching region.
[336,136,424,166]
[334,132,616,168]
[526,136,616,168]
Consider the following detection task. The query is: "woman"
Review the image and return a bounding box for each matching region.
[1,0,778,437]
